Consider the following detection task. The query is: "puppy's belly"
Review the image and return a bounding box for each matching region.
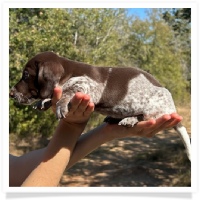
[95,105,135,118]
[96,74,176,119]
[96,92,176,119]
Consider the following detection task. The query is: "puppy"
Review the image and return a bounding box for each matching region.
[10,51,191,161]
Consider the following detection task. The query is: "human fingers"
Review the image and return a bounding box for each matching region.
[52,87,62,106]
[51,87,62,113]
[135,115,172,138]
[143,113,182,138]
[149,113,182,134]
[163,113,183,128]
[134,119,156,137]
[135,119,156,133]
[68,92,85,113]
[75,94,91,113]
[68,93,93,114]
[63,93,94,124]
[83,102,95,116]
[144,115,172,137]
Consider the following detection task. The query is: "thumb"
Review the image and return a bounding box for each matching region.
[52,87,62,105]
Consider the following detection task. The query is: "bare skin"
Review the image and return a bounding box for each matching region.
[9,87,182,186]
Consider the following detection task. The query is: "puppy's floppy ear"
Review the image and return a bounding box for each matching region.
[37,61,64,99]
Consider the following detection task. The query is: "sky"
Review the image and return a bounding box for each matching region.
[127,8,148,20]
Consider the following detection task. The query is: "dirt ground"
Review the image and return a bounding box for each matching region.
[59,130,191,187]
[9,130,191,187]
[9,106,191,187]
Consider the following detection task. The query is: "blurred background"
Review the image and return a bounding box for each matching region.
[9,8,191,186]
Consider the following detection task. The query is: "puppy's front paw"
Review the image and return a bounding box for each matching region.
[56,99,71,119]
[56,105,69,119]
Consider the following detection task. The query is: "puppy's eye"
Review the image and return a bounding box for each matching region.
[22,71,29,80]
[31,90,38,96]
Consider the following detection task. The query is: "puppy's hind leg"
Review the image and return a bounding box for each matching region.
[118,116,141,127]
[104,115,144,127]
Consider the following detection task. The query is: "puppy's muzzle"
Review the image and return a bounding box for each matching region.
[10,87,34,105]
[9,90,15,99]
[10,88,23,102]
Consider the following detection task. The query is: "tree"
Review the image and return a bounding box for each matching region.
[122,9,190,101]
[163,8,191,90]
[9,8,190,138]
[9,8,129,137]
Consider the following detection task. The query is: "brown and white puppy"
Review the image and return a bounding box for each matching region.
[10,51,191,161]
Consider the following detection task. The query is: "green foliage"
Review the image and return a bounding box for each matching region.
[9,8,191,138]
[122,9,190,101]
[163,8,191,87]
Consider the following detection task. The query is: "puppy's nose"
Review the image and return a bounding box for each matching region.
[9,90,15,98]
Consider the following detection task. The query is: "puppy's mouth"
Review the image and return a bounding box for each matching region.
[10,89,39,105]
[10,92,38,105]
[10,87,53,111]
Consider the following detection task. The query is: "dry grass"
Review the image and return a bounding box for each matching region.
[176,103,191,133]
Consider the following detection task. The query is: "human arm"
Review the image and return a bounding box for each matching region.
[10,91,94,187]
[66,113,182,169]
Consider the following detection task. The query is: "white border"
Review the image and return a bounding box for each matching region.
[3,0,200,9]
[1,0,199,197]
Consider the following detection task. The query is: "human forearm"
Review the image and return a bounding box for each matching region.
[21,120,83,187]
[66,113,183,170]
[9,149,45,186]
[9,90,94,187]
[66,123,115,169]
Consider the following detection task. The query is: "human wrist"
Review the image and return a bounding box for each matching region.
[97,123,123,141]
[101,123,133,140]
[58,119,87,135]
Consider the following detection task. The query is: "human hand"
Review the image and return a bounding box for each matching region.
[104,113,183,139]
[51,87,94,124]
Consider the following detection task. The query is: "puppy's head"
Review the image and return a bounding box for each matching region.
[10,51,64,105]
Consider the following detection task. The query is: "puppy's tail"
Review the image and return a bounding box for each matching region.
[174,123,191,161]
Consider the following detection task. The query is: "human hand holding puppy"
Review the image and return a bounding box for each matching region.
[51,87,94,124]
[52,87,182,139]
